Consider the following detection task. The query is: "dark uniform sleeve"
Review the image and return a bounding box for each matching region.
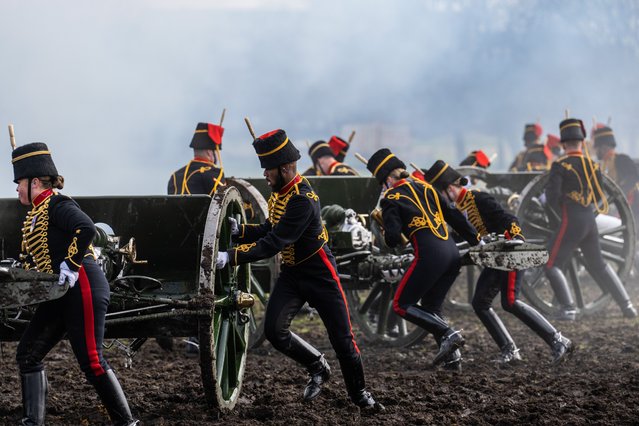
[228,195,313,266]
[167,174,177,195]
[475,192,524,239]
[545,161,563,211]
[51,198,96,271]
[236,222,272,244]
[615,154,639,195]
[380,197,403,248]
[440,201,479,245]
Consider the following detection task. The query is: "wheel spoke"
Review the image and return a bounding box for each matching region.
[358,281,384,316]
[216,318,230,382]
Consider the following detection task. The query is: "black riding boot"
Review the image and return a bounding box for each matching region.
[593,264,637,318]
[20,371,47,426]
[338,355,383,411]
[545,267,576,320]
[404,306,464,366]
[550,332,574,365]
[475,308,520,364]
[304,354,331,401]
[282,333,331,401]
[433,335,462,373]
[90,369,138,426]
[507,300,557,345]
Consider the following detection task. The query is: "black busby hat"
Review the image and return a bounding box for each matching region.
[559,118,586,143]
[424,160,468,191]
[308,140,334,163]
[523,123,543,146]
[12,142,59,183]
[190,122,224,150]
[459,150,491,168]
[592,126,616,148]
[328,136,349,162]
[366,148,406,184]
[252,129,301,169]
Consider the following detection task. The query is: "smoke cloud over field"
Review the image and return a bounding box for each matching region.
[1,0,638,196]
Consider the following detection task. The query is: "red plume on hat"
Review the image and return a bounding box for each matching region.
[328,136,349,162]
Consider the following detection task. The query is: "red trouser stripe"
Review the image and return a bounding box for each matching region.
[318,247,360,354]
[393,235,419,317]
[506,271,516,306]
[78,267,106,377]
[547,204,569,268]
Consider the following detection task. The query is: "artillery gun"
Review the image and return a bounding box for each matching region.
[0,187,254,411]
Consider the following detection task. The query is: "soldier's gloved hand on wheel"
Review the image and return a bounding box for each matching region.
[216,252,229,269]
[58,261,79,288]
[228,217,239,236]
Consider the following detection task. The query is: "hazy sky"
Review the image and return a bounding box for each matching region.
[1,0,638,197]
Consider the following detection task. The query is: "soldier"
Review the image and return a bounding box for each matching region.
[425,160,573,365]
[167,122,225,195]
[509,123,551,171]
[166,122,226,354]
[366,148,479,371]
[543,118,637,320]
[459,149,491,169]
[215,129,382,410]
[308,140,359,176]
[11,143,137,425]
[592,125,639,229]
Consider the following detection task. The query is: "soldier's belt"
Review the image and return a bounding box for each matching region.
[461,241,548,271]
[0,266,67,309]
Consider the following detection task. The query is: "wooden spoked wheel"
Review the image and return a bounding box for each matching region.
[198,187,252,411]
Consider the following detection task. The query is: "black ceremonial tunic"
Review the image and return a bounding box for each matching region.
[380,178,477,317]
[228,174,360,360]
[545,151,608,272]
[167,158,225,195]
[16,189,112,379]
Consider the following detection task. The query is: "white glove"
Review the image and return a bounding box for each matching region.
[228,217,239,236]
[216,251,229,269]
[58,261,79,288]
[538,193,547,205]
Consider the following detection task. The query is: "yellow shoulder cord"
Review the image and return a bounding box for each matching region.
[181,161,193,195]
[561,159,586,206]
[582,149,609,214]
[405,182,448,240]
[170,173,178,195]
[209,167,225,195]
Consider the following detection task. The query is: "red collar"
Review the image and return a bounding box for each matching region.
[565,150,583,157]
[32,189,54,207]
[391,178,408,189]
[456,187,467,203]
[192,157,216,165]
[327,160,341,174]
[279,174,302,195]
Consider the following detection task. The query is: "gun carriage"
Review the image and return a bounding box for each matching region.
[1,187,253,412]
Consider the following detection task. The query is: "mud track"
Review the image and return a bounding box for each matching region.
[2,290,639,425]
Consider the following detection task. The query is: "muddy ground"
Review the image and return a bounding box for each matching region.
[2,289,639,425]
